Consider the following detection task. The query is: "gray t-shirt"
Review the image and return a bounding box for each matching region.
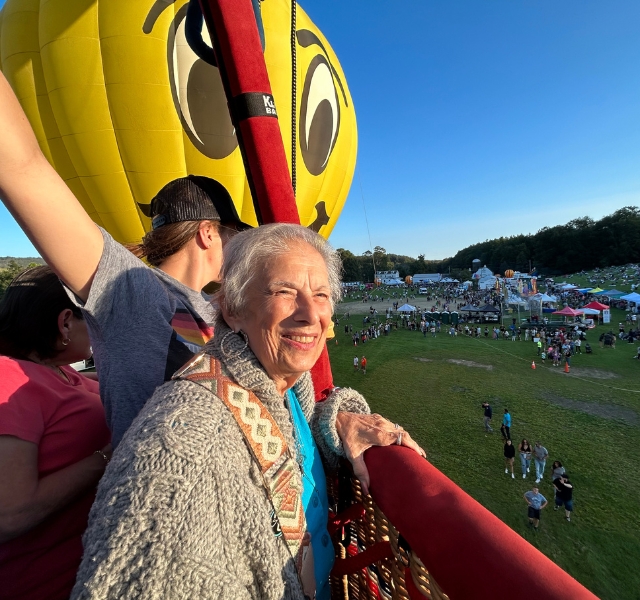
[525,491,547,510]
[70,228,216,446]
[534,445,548,461]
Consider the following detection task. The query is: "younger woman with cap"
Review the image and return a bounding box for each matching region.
[0,73,249,445]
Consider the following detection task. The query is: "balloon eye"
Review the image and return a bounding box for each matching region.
[167,7,238,159]
[299,54,340,176]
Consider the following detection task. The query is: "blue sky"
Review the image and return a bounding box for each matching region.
[2,0,639,258]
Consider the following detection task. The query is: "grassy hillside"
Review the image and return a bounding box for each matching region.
[0,257,44,268]
[328,306,640,600]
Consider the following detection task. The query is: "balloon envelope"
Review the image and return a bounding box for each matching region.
[0,0,357,243]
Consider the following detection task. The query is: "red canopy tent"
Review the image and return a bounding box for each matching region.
[552,307,584,317]
[582,301,610,311]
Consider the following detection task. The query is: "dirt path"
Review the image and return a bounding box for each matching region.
[412,357,493,370]
[335,299,434,316]
[542,391,638,426]
[549,367,619,379]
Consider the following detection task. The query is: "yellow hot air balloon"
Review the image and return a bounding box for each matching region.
[0,0,357,243]
[504,269,514,278]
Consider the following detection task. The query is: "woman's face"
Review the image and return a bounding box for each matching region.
[227,242,333,392]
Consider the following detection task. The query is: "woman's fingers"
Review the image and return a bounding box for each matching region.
[400,430,427,457]
[349,453,370,497]
[336,413,426,495]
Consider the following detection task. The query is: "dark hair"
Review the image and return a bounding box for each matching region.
[127,220,236,267]
[0,266,83,360]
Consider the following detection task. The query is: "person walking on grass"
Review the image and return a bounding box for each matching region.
[518,439,532,479]
[504,439,516,479]
[534,441,549,483]
[524,486,548,530]
[553,473,574,522]
[361,356,367,374]
[482,401,493,432]
[501,408,511,440]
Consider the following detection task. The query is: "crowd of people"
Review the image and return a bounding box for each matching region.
[482,402,574,531]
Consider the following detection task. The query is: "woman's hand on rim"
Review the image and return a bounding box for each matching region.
[335,413,426,496]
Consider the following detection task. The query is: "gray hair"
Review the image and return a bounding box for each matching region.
[217,223,342,316]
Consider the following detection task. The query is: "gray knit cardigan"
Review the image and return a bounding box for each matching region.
[71,321,370,599]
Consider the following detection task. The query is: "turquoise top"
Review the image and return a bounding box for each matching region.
[287,389,333,600]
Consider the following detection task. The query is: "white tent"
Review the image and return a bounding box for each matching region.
[397,303,417,312]
[507,295,527,306]
[531,293,556,302]
[579,307,600,315]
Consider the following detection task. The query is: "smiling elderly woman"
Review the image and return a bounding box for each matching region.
[71,224,423,600]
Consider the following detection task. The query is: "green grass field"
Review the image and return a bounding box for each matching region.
[328,305,640,600]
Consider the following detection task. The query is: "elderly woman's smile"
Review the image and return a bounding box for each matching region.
[224,241,333,394]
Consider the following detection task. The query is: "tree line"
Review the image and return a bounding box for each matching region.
[337,206,640,282]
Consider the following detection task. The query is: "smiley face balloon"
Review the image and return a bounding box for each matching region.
[0,0,357,243]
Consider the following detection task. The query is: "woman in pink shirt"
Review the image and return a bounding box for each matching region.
[0,267,111,600]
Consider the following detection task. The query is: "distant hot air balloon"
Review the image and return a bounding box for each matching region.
[505,269,514,278]
[0,0,357,243]
[405,275,413,285]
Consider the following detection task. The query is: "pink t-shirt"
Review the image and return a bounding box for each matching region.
[0,357,110,600]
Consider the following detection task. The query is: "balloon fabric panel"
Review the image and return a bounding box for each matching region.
[0,0,357,242]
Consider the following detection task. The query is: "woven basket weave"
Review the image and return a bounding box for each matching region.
[328,466,449,600]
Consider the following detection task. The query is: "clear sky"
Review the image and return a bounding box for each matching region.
[1,0,639,259]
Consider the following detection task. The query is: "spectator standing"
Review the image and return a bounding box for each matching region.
[361,356,367,375]
[524,486,548,530]
[0,267,112,600]
[534,441,549,483]
[551,460,565,481]
[501,409,512,440]
[353,355,359,371]
[482,402,493,432]
[553,474,574,522]
[519,439,532,479]
[504,439,516,479]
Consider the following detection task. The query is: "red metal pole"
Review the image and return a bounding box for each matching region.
[198,0,334,399]
[197,0,299,225]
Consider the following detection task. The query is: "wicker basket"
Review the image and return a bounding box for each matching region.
[328,465,449,600]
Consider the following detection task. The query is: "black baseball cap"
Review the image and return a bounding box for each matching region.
[147,175,251,230]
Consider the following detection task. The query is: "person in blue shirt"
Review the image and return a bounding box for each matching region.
[501,408,512,440]
[524,486,548,530]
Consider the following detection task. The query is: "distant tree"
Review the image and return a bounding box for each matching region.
[337,249,361,282]
[0,260,25,300]
[335,206,640,278]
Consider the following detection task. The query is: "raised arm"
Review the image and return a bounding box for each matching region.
[0,72,103,301]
